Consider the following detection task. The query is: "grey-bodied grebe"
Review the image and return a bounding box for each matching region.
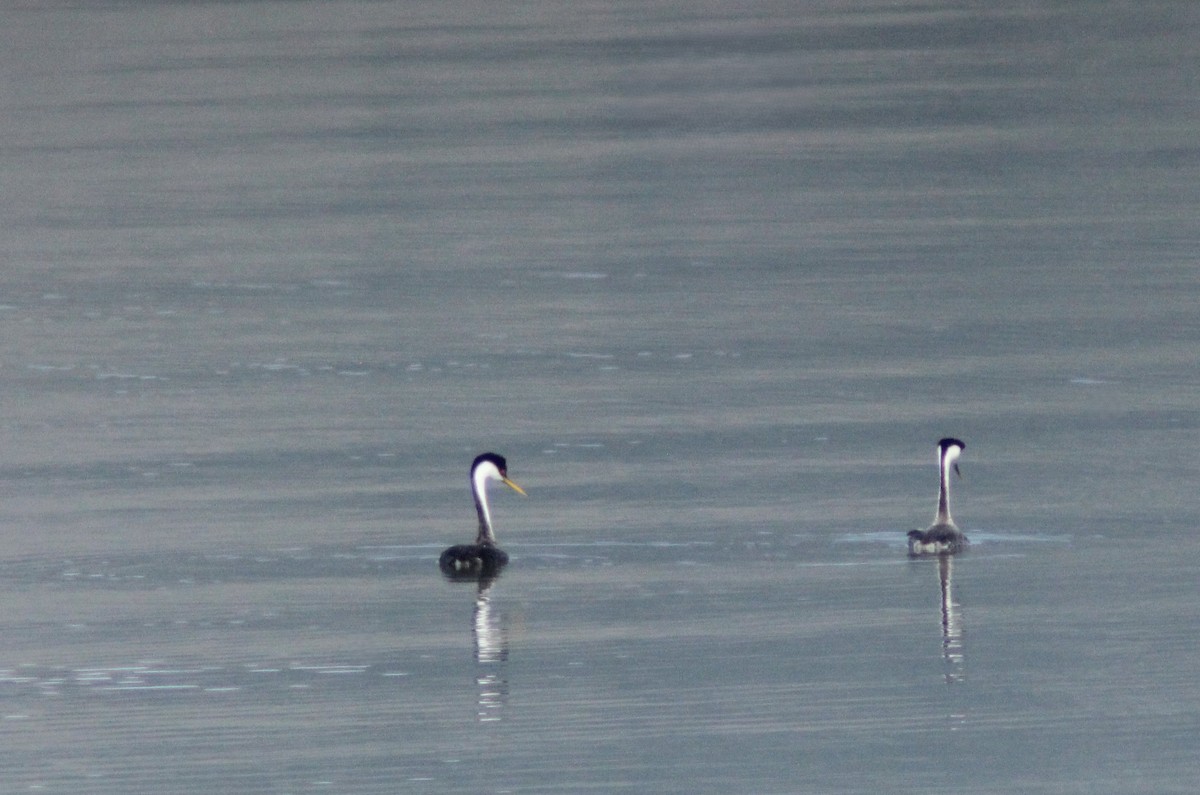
[906,438,968,556]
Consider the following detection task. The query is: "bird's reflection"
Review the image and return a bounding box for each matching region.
[937,555,966,683]
[471,575,508,722]
[443,571,510,722]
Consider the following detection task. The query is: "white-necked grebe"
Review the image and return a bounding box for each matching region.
[907,438,968,556]
[439,452,527,576]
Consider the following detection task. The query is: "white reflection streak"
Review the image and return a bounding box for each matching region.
[473,579,508,722]
[939,555,965,684]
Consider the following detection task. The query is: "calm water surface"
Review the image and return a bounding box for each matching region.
[1,1,1198,792]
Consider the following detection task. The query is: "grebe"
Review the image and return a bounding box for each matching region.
[439,452,526,576]
[906,438,968,556]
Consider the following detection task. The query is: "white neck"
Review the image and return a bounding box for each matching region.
[935,444,961,526]
[472,462,500,544]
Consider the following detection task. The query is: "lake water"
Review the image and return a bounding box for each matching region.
[1,1,1198,792]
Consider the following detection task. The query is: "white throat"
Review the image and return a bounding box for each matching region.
[936,443,962,526]
[472,460,503,542]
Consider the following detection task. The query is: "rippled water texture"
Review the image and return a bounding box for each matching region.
[1,2,1198,792]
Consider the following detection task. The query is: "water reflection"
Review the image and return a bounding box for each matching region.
[443,572,510,722]
[937,555,966,684]
[472,576,508,722]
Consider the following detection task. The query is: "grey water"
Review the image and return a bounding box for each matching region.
[1,1,1198,792]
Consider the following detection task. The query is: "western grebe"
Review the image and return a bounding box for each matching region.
[906,437,968,556]
[439,452,527,576]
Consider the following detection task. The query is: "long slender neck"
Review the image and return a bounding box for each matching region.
[473,471,496,545]
[936,450,954,526]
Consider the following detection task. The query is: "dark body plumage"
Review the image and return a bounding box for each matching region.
[439,543,509,577]
[906,523,968,556]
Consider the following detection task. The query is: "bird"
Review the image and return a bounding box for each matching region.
[906,437,968,556]
[439,452,527,577]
